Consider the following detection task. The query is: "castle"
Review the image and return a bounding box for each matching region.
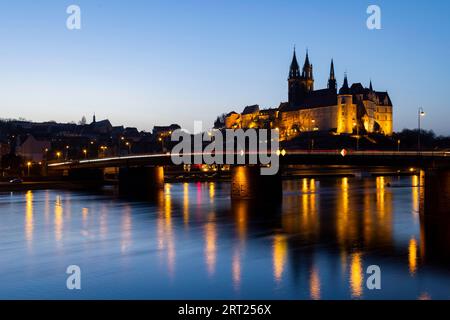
[224,50,393,139]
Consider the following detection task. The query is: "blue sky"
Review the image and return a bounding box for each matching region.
[0,0,449,134]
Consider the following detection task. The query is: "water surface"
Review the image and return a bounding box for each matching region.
[0,175,449,299]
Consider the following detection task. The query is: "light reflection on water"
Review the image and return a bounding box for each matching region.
[0,175,449,299]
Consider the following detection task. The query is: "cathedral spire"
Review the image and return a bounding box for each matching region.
[329,59,335,80]
[328,59,337,91]
[369,80,373,91]
[304,49,310,68]
[289,48,300,79]
[302,49,313,80]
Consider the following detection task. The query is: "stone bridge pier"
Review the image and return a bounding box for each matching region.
[231,166,282,201]
[118,166,165,197]
[422,168,450,261]
[424,168,450,216]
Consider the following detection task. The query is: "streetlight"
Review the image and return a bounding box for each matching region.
[83,149,88,159]
[44,148,49,162]
[56,151,61,160]
[158,137,165,152]
[397,139,401,152]
[99,146,108,158]
[27,161,32,177]
[418,107,426,154]
[125,142,131,154]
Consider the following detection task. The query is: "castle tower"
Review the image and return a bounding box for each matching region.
[339,73,351,95]
[328,59,337,92]
[338,73,356,134]
[288,48,303,107]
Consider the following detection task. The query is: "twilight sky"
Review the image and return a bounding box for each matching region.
[0,0,449,134]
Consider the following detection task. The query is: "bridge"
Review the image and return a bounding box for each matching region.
[46,150,450,216]
[47,150,450,170]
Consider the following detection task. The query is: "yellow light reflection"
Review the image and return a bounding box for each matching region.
[363,179,373,246]
[350,252,363,299]
[54,195,63,243]
[337,177,350,246]
[166,184,175,275]
[99,205,108,239]
[157,183,176,277]
[121,205,132,254]
[235,202,248,241]
[183,183,189,226]
[82,208,89,227]
[310,267,321,300]
[232,249,241,290]
[302,178,308,193]
[205,222,217,276]
[44,190,50,223]
[209,182,215,203]
[376,176,385,216]
[412,175,419,218]
[342,177,349,213]
[409,237,418,276]
[375,176,393,245]
[302,179,318,238]
[25,191,34,247]
[165,184,172,224]
[273,234,288,283]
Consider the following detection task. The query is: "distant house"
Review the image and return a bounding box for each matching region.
[112,126,125,137]
[90,119,113,135]
[124,127,140,136]
[153,124,181,138]
[0,140,10,157]
[16,135,51,162]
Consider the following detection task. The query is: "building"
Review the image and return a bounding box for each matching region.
[153,124,181,139]
[15,134,51,162]
[225,50,393,139]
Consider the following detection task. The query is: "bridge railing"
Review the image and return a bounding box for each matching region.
[285,150,450,157]
[47,150,450,169]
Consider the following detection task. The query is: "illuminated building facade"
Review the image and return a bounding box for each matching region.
[224,50,393,139]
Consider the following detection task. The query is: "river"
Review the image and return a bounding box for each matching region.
[0,175,449,299]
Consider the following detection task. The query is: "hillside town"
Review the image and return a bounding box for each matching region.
[0,115,180,177]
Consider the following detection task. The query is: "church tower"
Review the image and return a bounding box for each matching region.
[288,49,303,107]
[301,50,314,92]
[328,59,337,92]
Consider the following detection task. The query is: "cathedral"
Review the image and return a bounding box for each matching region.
[224,50,393,139]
